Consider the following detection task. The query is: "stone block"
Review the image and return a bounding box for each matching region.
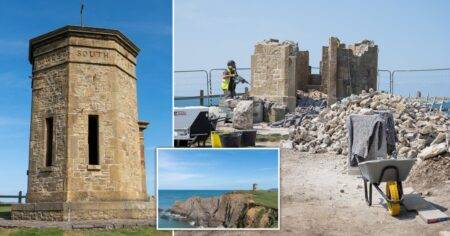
[250,39,299,112]
[233,100,253,130]
[269,104,287,123]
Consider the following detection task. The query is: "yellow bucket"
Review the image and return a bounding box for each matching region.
[211,131,222,148]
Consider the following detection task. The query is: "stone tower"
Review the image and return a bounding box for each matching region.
[252,183,258,191]
[11,26,153,221]
[321,37,378,104]
[250,39,309,112]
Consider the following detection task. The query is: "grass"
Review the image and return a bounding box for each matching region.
[0,205,11,212]
[233,190,278,210]
[0,227,171,236]
[251,190,278,210]
[0,205,11,219]
[0,228,63,236]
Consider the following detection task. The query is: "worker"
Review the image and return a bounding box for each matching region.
[221,60,238,98]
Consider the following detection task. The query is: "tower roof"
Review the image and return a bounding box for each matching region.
[29,25,140,62]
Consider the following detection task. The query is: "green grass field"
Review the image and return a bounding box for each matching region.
[251,190,278,209]
[233,190,278,209]
[0,205,11,219]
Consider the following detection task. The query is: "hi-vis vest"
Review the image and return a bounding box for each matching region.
[221,67,235,90]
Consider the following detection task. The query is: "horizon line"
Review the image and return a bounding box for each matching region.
[158,188,279,191]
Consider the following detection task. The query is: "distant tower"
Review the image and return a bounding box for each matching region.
[252,183,258,191]
[12,26,153,221]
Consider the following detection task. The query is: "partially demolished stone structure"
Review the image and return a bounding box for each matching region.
[321,37,378,104]
[250,37,378,110]
[250,40,306,112]
[11,26,154,221]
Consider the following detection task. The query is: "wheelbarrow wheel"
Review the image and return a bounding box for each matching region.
[386,181,400,216]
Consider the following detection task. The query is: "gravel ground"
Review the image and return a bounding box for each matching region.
[175,149,450,236]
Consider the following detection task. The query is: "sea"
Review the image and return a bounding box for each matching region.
[158,189,231,229]
[175,98,450,115]
[432,101,450,115]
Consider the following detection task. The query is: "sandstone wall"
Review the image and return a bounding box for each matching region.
[250,39,301,112]
[12,200,155,221]
[321,37,378,104]
[27,40,69,203]
[66,36,145,202]
[296,51,309,92]
[348,40,378,94]
[251,37,378,106]
[14,26,152,221]
[320,46,329,94]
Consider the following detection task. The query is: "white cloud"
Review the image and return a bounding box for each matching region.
[158,153,215,170]
[159,172,204,183]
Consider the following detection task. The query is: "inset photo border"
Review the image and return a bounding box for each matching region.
[156,148,280,231]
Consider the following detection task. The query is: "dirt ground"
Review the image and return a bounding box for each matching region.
[175,149,450,236]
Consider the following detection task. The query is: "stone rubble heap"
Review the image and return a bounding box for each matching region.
[271,106,322,128]
[288,90,449,161]
[296,89,327,101]
[271,90,327,128]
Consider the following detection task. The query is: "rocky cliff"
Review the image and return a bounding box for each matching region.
[169,192,277,228]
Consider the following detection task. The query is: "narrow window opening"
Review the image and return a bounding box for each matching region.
[45,117,53,167]
[88,115,99,165]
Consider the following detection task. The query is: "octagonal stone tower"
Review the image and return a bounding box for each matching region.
[11,26,154,221]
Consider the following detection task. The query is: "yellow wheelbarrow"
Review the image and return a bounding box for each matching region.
[358,159,415,216]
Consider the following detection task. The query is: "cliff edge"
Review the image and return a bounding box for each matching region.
[170,192,278,228]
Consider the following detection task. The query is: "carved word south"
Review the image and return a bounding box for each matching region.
[76,49,109,59]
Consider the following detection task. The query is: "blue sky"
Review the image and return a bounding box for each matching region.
[158,149,279,190]
[0,0,171,196]
[174,0,450,96]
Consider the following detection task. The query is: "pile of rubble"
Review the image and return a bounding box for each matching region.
[288,89,449,162]
[271,90,326,128]
[296,89,327,101]
[271,106,321,128]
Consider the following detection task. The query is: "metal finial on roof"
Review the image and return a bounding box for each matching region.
[80,0,84,27]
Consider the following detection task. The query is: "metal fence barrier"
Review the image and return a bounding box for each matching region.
[175,67,450,106]
[377,69,392,93]
[174,70,209,106]
[391,68,450,96]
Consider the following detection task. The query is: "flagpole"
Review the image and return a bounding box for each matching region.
[80,0,84,27]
